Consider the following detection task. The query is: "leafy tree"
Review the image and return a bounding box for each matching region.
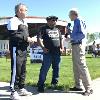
[87,33,95,43]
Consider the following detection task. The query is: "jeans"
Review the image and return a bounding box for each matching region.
[38,52,61,86]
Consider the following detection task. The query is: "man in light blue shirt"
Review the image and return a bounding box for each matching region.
[68,8,93,96]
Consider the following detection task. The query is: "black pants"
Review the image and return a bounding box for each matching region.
[10,46,27,92]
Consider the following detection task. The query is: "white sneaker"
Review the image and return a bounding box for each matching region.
[10,91,20,100]
[18,88,32,96]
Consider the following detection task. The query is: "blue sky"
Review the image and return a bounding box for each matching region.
[0,0,100,33]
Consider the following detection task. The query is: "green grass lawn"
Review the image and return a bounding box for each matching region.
[0,55,100,90]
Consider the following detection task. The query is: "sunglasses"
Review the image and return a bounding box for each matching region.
[51,19,57,21]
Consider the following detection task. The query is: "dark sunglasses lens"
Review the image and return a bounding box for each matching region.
[52,19,57,21]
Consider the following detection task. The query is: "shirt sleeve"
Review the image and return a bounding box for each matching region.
[7,18,24,40]
[58,29,62,40]
[7,18,18,30]
[73,19,80,34]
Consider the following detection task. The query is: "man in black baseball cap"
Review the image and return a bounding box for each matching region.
[37,16,64,92]
[46,16,58,28]
[46,16,58,21]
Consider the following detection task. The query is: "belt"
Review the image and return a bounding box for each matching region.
[72,42,82,45]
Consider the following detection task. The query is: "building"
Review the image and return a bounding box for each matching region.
[0,16,67,52]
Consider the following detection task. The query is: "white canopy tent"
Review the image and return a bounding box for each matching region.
[87,39,100,46]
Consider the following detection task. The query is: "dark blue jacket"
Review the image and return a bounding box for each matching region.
[70,18,86,44]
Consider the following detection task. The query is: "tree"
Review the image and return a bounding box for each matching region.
[87,33,95,43]
[99,33,100,39]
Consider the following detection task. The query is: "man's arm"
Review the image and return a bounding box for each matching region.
[37,27,44,48]
[60,37,63,49]
[7,20,33,43]
[18,24,34,43]
[59,30,64,53]
[37,37,44,49]
[37,28,48,53]
[8,30,34,43]
[37,37,49,53]
[59,30,63,49]
[7,19,27,41]
[8,30,24,40]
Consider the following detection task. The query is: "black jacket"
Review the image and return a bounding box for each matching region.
[8,24,29,50]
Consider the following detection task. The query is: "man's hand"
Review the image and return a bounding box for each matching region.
[60,48,65,54]
[27,37,34,43]
[42,47,49,53]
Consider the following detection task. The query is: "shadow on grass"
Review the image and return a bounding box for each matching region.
[0,82,75,97]
[27,83,70,93]
[0,86,9,91]
[0,86,10,100]
[0,98,10,100]
[0,82,83,100]
[86,56,93,58]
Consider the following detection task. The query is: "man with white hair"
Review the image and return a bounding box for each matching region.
[7,3,33,100]
[68,8,93,96]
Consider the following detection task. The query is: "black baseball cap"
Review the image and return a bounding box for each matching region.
[46,16,58,21]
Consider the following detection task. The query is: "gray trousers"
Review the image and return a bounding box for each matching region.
[72,44,92,90]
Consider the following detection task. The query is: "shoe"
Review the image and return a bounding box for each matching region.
[37,86,44,93]
[10,91,20,100]
[83,89,93,96]
[70,87,83,91]
[18,88,32,96]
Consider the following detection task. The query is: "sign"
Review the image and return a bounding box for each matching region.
[30,43,43,63]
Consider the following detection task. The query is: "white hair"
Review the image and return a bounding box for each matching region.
[15,3,27,14]
[69,8,79,16]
